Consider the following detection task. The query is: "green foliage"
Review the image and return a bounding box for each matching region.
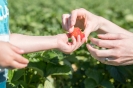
[7,0,133,88]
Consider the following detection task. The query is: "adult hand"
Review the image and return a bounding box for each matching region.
[56,34,86,54]
[86,33,133,66]
[0,41,29,69]
[62,8,100,38]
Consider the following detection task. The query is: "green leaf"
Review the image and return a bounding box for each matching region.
[28,61,72,77]
[100,80,115,88]
[45,63,72,77]
[8,70,14,82]
[43,50,64,61]
[6,82,16,88]
[106,65,126,83]
[84,78,97,88]
[28,61,46,77]
[44,76,55,88]
[64,55,78,63]
[11,69,25,81]
[85,69,103,84]
[37,84,44,88]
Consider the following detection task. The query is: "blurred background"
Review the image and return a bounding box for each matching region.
[7,0,133,88]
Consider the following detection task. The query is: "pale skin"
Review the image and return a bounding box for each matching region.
[0,33,84,69]
[62,8,133,66]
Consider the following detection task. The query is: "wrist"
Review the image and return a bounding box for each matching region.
[92,15,103,32]
[49,36,58,49]
[98,16,105,30]
[96,16,108,34]
[54,34,62,50]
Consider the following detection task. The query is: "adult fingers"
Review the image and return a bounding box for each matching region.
[120,60,133,66]
[62,14,70,31]
[98,33,127,40]
[70,8,88,33]
[70,8,88,25]
[90,37,117,48]
[70,9,77,27]
[86,44,114,57]
[106,58,133,66]
[83,22,92,39]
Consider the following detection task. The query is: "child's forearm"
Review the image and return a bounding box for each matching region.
[9,34,58,53]
[96,17,133,36]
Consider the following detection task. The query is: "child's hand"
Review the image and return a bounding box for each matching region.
[0,41,29,69]
[55,34,85,54]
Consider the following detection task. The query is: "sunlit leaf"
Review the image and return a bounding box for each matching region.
[44,76,55,88]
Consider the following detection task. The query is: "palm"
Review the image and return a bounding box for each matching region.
[74,17,86,30]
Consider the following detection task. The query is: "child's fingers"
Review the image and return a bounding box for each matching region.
[14,54,29,64]
[11,61,28,69]
[11,44,24,54]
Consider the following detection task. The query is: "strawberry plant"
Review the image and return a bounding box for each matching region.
[7,0,133,88]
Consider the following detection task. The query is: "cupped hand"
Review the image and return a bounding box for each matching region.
[56,34,86,54]
[62,8,100,38]
[86,33,133,66]
[0,41,29,69]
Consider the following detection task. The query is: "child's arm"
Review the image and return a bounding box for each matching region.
[10,34,58,53]
[9,33,85,54]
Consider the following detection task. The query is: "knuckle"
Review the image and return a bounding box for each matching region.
[111,41,120,48]
[71,10,76,14]
[62,14,66,18]
[115,51,121,58]
[95,50,100,57]
[62,14,66,17]
[111,42,117,47]
[1,62,7,67]
[117,33,123,38]
[116,41,122,46]
[115,60,122,66]
[79,8,85,11]
[96,40,102,46]
[10,54,15,59]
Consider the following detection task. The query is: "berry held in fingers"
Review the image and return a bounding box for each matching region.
[68,27,85,40]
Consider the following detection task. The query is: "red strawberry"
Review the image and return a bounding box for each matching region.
[69,27,85,40]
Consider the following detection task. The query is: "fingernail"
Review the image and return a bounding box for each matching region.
[26,60,29,63]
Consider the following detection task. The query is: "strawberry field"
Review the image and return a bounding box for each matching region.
[7,0,133,88]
